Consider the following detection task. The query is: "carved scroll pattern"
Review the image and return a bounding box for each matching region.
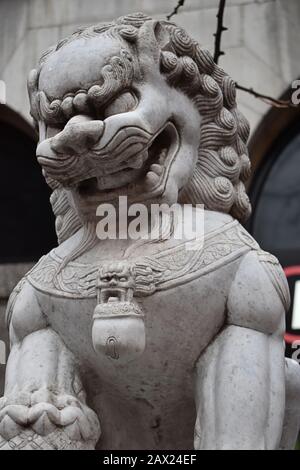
[28,221,259,299]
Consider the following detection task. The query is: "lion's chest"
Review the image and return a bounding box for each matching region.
[35,261,236,392]
[34,265,235,450]
[28,218,254,397]
[28,220,254,449]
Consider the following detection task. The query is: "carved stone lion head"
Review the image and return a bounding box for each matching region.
[28,12,251,243]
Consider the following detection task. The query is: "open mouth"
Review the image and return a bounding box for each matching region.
[100,288,126,303]
[76,122,179,200]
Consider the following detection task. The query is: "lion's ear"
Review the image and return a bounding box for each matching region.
[137,20,172,65]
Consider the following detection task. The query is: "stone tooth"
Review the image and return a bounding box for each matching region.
[150,164,163,176]
[128,155,144,169]
[159,148,168,163]
[145,171,160,189]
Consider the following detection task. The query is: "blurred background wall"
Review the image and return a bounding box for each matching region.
[0,0,300,392]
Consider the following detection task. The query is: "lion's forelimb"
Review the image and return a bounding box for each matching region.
[279,358,300,449]
[0,281,100,450]
[194,250,290,450]
[194,325,285,450]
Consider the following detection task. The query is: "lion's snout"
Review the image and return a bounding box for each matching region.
[37,116,104,155]
[36,115,105,180]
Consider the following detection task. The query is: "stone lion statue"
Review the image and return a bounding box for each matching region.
[0,12,299,450]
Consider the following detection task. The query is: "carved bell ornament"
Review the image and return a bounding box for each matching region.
[92,261,146,362]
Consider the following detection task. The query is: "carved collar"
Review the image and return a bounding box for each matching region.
[27,220,258,299]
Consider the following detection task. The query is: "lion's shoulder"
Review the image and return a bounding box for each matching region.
[203,209,235,233]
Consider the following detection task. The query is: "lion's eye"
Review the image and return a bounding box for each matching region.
[104,91,137,118]
[120,277,127,282]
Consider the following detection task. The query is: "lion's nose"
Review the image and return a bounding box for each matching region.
[36,139,57,164]
[51,116,105,155]
[36,116,105,171]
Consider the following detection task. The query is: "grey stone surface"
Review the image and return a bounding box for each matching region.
[0,13,299,450]
[27,0,252,29]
